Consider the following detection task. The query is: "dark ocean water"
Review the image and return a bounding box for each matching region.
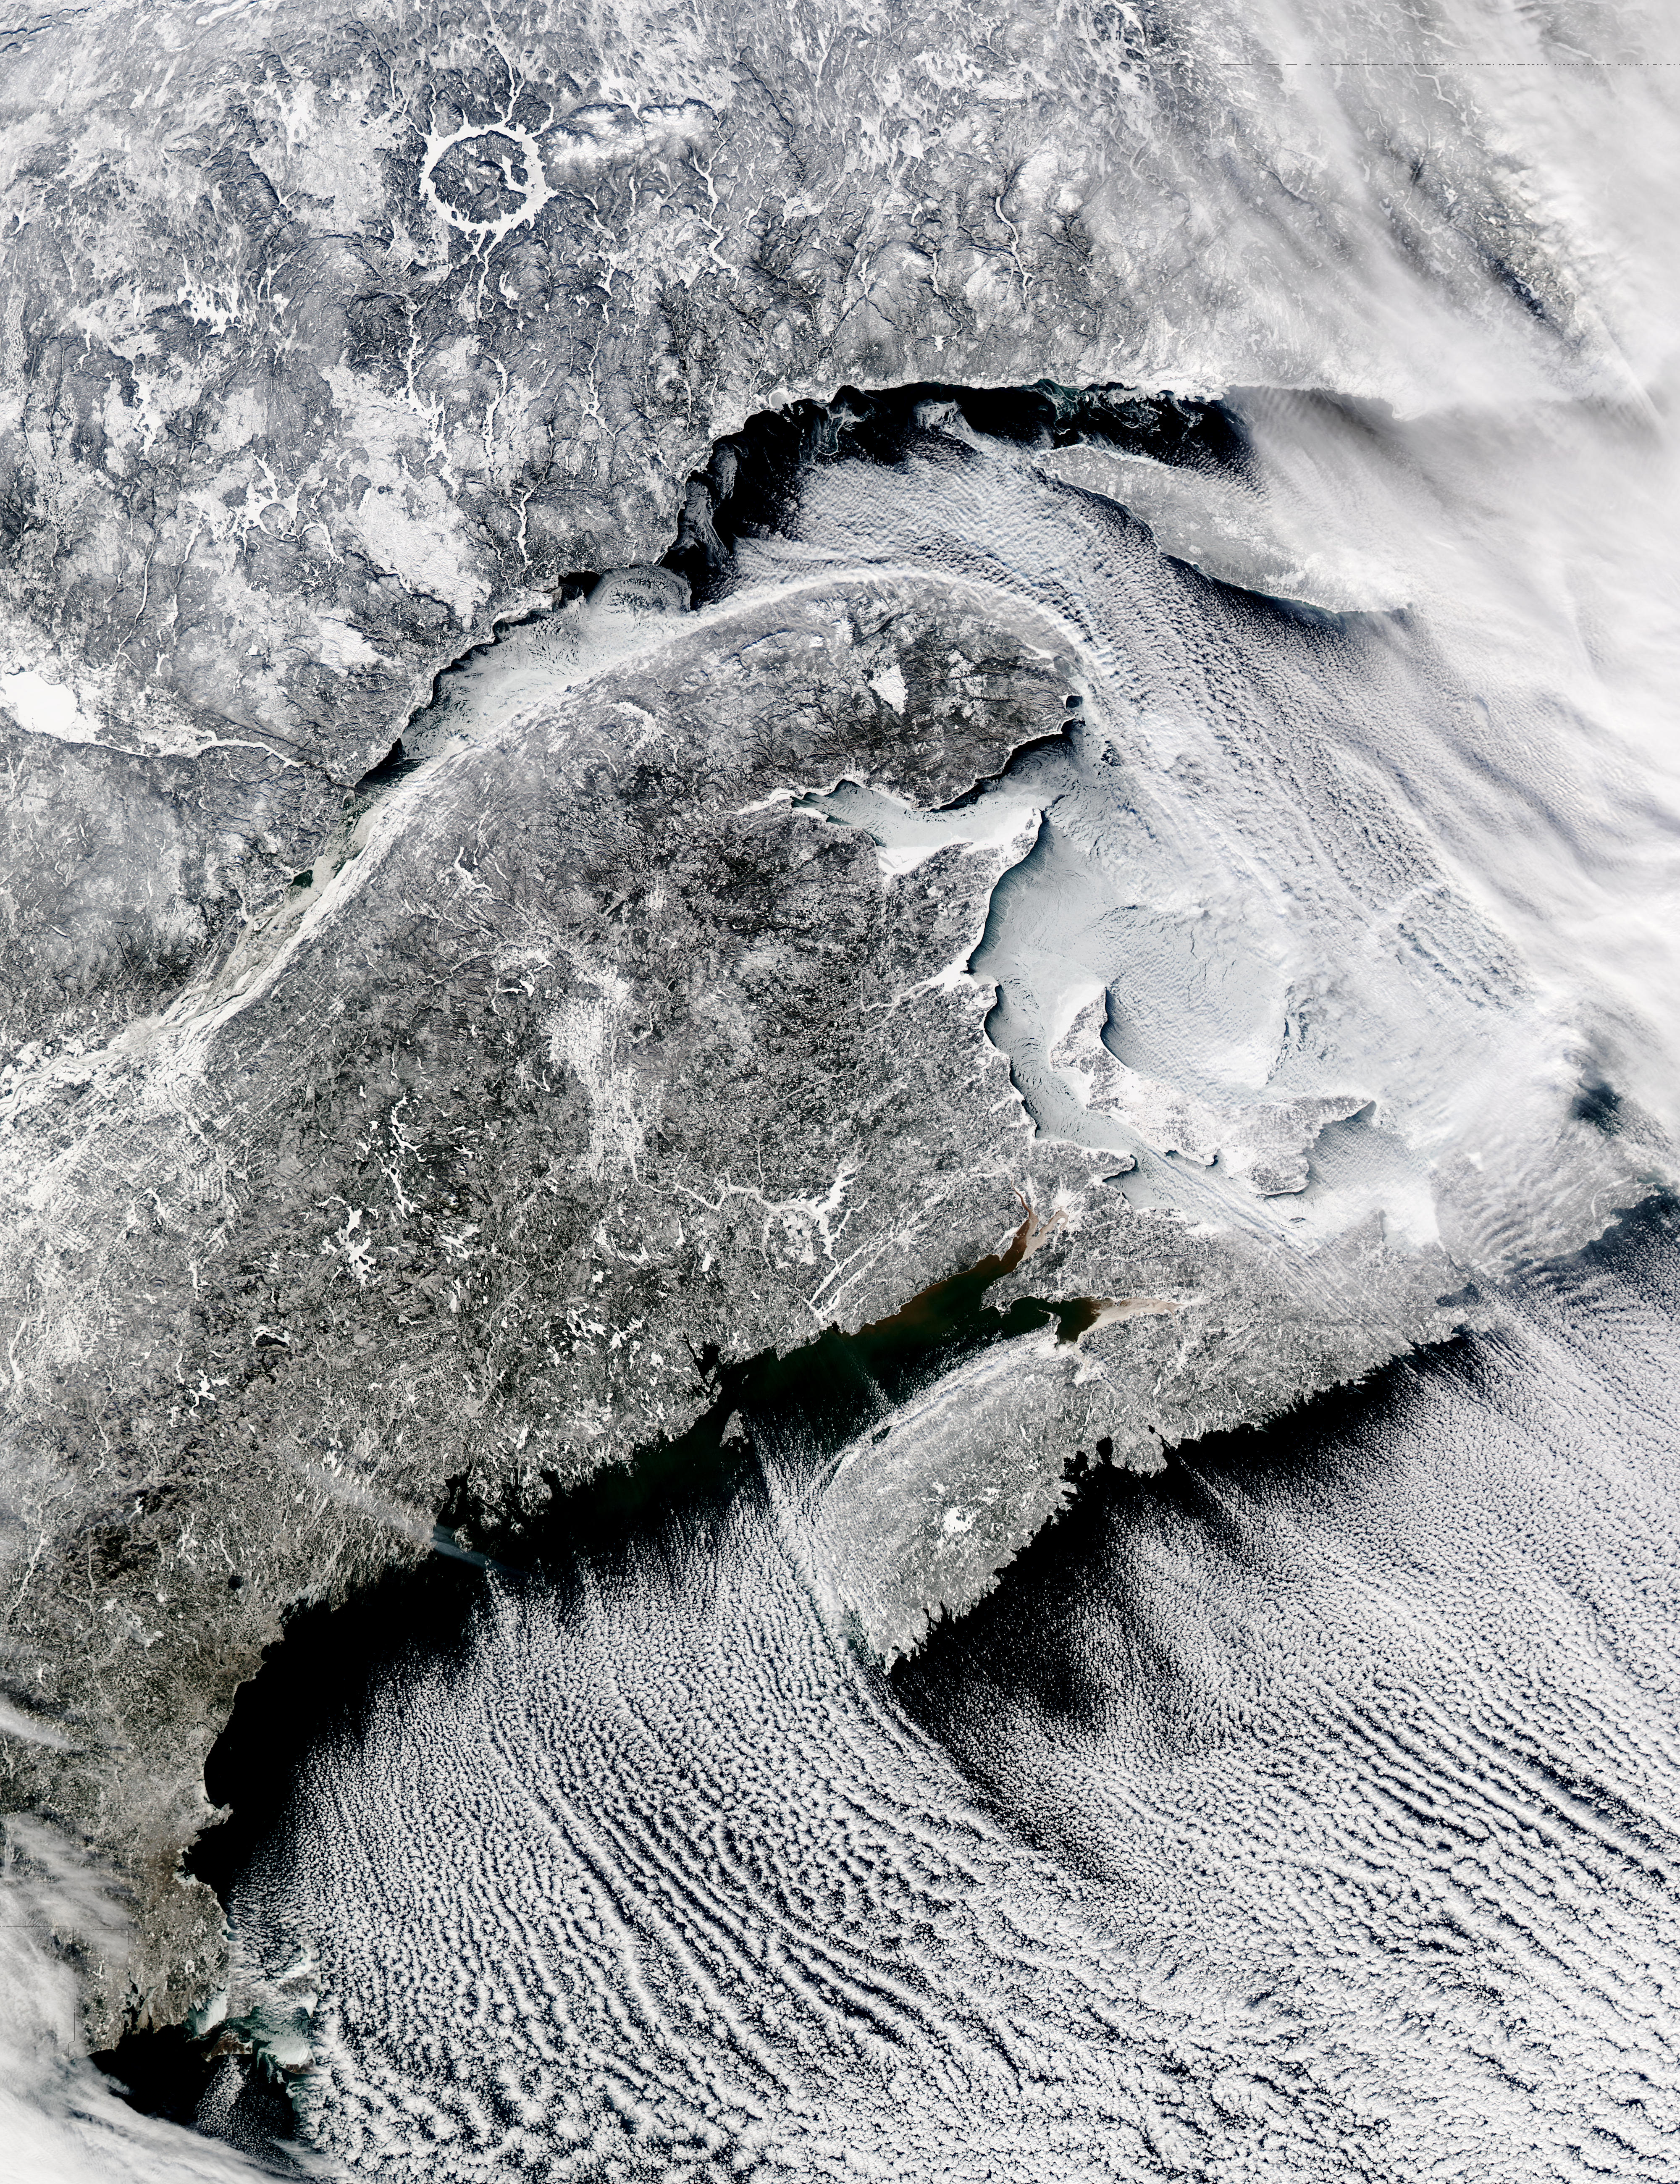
[9,9,1680,2179]
[176,1201,1679,2180]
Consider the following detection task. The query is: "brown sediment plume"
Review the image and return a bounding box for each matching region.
[855,1199,1064,1343]
[1059,1294,1180,1344]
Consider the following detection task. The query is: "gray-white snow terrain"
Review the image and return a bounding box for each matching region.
[1,1,1679,2176]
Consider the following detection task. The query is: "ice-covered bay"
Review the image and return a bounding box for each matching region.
[779,406,1678,1272]
[5,0,1680,2170]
